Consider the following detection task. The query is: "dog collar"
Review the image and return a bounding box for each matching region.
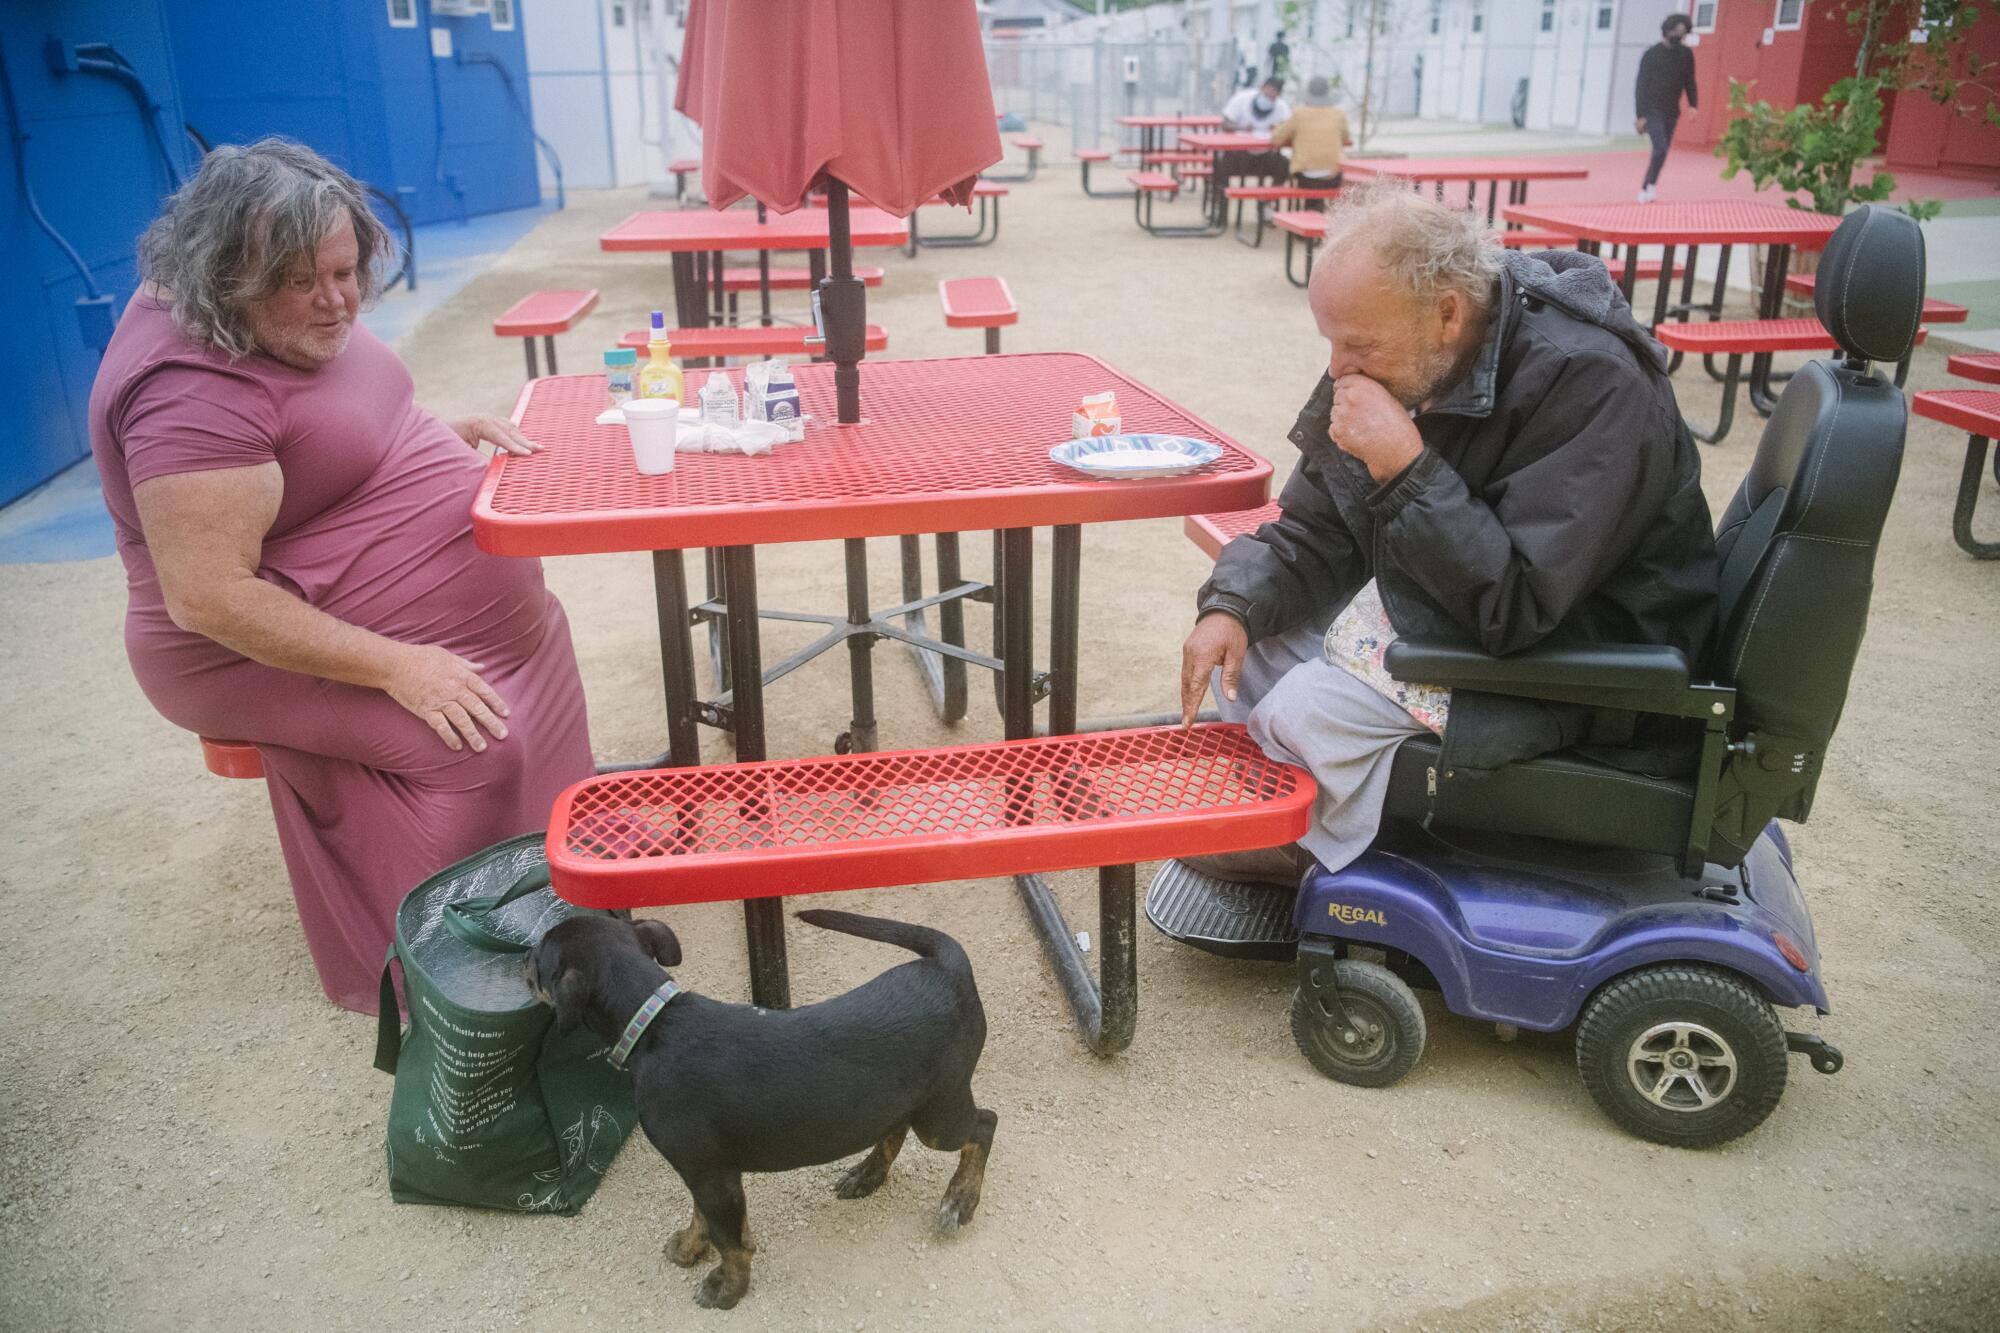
[606,977,682,1071]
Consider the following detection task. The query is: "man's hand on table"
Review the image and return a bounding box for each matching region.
[1180,612,1250,726]
[382,643,512,753]
[449,413,540,457]
[1328,375,1423,484]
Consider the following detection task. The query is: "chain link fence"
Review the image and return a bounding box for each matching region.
[984,37,1240,154]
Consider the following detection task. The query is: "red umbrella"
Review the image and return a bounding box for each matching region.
[676,0,1001,422]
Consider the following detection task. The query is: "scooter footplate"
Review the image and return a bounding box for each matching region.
[1144,859,1299,961]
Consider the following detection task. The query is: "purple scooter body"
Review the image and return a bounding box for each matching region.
[1293,822,1828,1031]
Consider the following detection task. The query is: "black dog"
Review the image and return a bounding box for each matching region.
[526,910,997,1310]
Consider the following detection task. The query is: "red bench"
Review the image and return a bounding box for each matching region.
[719,264,884,327]
[938,276,1018,354]
[1499,229,1579,249]
[493,288,599,380]
[1785,273,1968,325]
[1948,353,2000,386]
[1223,184,1342,248]
[906,180,1007,252]
[1184,503,1283,560]
[200,737,265,780]
[546,724,1314,1053]
[986,134,1045,183]
[1654,318,1929,443]
[1077,147,1136,198]
[1129,171,1224,238]
[619,323,888,366]
[669,157,701,204]
[1911,389,2000,560]
[1274,210,1326,287]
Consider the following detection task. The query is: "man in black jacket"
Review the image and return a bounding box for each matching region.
[1179,184,1718,883]
[1636,14,1698,202]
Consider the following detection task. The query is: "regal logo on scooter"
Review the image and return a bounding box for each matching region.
[1327,902,1387,927]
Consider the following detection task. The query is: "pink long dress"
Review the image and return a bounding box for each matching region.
[88,296,595,1014]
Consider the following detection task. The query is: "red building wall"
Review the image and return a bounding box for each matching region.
[1882,14,2000,180]
[1678,3,1864,151]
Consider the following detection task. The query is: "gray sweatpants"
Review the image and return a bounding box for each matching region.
[1215,614,1433,874]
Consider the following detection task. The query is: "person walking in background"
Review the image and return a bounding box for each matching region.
[1635,13,1698,203]
[1271,76,1352,197]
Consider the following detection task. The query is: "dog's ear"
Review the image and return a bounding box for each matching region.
[631,918,683,967]
[552,968,593,1035]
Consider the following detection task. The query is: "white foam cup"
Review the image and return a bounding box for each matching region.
[623,397,679,474]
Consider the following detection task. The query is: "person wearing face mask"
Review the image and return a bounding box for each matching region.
[1220,77,1294,186]
[1634,14,1699,203]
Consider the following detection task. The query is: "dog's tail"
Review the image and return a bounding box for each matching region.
[795,910,970,974]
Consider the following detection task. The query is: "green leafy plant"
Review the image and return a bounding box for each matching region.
[1716,0,1993,219]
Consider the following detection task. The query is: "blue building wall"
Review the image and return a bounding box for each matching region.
[3,0,541,507]
[166,0,540,226]
[1,0,191,507]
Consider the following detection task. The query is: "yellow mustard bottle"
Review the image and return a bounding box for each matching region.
[635,310,684,403]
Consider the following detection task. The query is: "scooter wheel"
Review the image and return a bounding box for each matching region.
[1290,959,1425,1088]
[1575,965,1788,1148]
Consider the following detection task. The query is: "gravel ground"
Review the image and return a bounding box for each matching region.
[3,161,1997,1330]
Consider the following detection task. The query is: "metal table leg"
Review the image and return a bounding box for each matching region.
[898,534,971,723]
[841,538,880,754]
[999,525,1135,1054]
[1748,244,1792,415]
[653,550,703,767]
[1954,434,2000,560]
[719,545,790,1010]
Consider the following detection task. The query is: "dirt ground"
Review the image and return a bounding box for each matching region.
[4,159,1998,1332]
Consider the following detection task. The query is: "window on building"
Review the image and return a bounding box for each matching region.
[490,0,516,31]
[1472,0,1485,33]
[1430,0,1441,34]
[387,0,416,28]
[1540,0,1556,32]
[1772,0,1803,30]
[1693,0,1720,32]
[1597,2,1615,30]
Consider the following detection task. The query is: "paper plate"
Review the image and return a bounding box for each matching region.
[1050,434,1224,480]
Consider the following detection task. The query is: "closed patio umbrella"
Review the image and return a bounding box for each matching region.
[676,0,1001,423]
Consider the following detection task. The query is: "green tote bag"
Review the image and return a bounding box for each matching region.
[373,832,636,1214]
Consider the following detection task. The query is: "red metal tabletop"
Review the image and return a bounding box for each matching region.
[1912,389,2000,437]
[1117,114,1225,128]
[546,723,1313,908]
[1500,200,1842,249]
[473,353,1273,557]
[1342,157,1590,183]
[600,206,910,253]
[1179,130,1272,152]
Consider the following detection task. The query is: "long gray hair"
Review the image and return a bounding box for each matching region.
[138,137,393,358]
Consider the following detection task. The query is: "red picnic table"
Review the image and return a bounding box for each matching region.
[1341,156,1590,224]
[599,205,909,330]
[473,352,1271,1005]
[1179,129,1278,230]
[1116,112,1224,156]
[1503,199,1842,410]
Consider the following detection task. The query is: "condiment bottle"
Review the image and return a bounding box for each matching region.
[603,347,638,406]
[635,311,685,403]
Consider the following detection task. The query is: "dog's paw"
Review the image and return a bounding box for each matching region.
[935,1193,980,1234]
[833,1161,887,1200]
[694,1266,745,1310]
[665,1231,714,1268]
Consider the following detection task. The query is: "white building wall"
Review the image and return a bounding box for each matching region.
[523,0,692,192]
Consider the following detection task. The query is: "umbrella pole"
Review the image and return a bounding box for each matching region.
[820,178,865,425]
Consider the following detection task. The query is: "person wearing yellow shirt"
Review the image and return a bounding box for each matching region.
[1270,77,1353,200]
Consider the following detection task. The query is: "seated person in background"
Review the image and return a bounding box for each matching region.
[1179,184,1719,883]
[89,138,597,1013]
[1220,77,1293,183]
[1270,76,1352,197]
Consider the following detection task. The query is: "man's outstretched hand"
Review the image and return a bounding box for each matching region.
[1180,612,1250,726]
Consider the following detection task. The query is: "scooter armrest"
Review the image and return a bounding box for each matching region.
[1384,639,1725,720]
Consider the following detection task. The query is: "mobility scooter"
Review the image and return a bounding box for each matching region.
[1148,206,1925,1147]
